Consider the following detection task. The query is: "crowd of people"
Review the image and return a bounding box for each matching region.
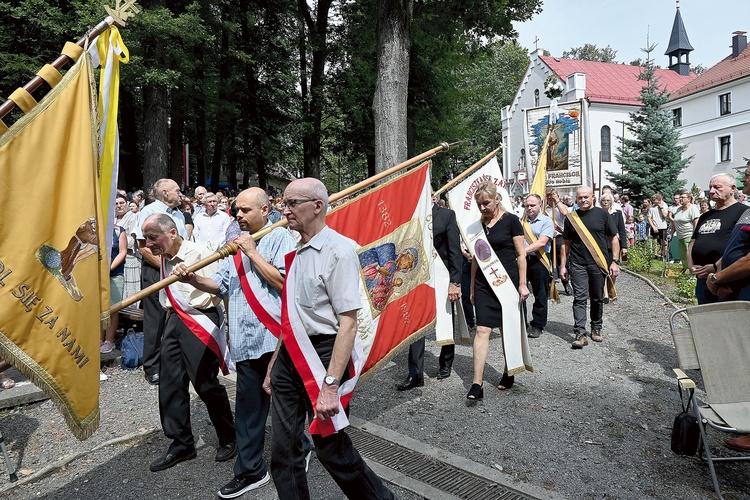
[8,160,737,497]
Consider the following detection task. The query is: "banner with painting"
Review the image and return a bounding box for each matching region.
[525,100,582,188]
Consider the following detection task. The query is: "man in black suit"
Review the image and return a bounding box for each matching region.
[397,191,463,390]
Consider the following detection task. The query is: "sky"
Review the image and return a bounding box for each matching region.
[514,0,748,69]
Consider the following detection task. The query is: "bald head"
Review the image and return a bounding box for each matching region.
[154,178,181,208]
[235,187,270,233]
[286,178,329,211]
[283,178,328,241]
[576,186,594,211]
[237,187,269,209]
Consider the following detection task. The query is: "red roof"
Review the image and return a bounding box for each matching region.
[669,45,750,100]
[540,56,696,105]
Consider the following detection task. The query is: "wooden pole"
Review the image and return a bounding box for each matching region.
[329,141,453,204]
[434,147,501,196]
[108,142,453,315]
[0,17,118,121]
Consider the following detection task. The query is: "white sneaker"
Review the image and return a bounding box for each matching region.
[99,371,108,381]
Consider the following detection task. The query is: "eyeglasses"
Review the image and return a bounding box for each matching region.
[283,198,317,209]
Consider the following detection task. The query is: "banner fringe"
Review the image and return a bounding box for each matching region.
[0,334,100,440]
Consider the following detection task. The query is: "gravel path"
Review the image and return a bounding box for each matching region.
[1,271,749,499]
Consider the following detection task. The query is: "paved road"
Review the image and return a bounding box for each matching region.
[1,272,749,499]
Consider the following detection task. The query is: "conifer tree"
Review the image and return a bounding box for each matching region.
[607,44,691,203]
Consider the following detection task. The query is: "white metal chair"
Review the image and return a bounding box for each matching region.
[669,301,750,499]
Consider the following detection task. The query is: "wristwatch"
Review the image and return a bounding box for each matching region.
[450,282,461,288]
[324,374,340,387]
[612,259,621,265]
[709,273,721,286]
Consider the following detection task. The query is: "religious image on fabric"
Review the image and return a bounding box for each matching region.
[525,101,582,187]
[36,217,99,301]
[358,219,429,317]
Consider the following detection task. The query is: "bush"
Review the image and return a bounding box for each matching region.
[673,272,697,303]
[625,241,654,273]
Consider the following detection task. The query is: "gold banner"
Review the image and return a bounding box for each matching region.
[0,52,105,439]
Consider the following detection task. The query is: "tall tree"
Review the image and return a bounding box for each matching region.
[298,0,333,179]
[373,0,412,172]
[563,43,618,63]
[373,0,542,173]
[607,45,691,203]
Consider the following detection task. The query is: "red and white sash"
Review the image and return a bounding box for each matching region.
[280,250,364,437]
[162,264,234,375]
[233,251,281,337]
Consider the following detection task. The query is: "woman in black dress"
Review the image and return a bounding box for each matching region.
[468,182,529,401]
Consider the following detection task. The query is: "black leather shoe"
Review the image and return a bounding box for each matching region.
[145,372,160,385]
[527,326,543,338]
[149,448,197,472]
[215,441,237,462]
[437,367,452,380]
[218,472,270,498]
[396,376,423,391]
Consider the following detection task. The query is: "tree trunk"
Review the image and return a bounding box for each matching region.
[373,0,413,172]
[141,0,170,191]
[169,98,184,185]
[118,87,141,190]
[298,0,332,179]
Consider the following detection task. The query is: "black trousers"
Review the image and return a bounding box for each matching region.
[407,338,454,378]
[141,264,164,377]
[270,340,394,500]
[233,353,272,479]
[159,310,235,454]
[523,256,550,329]
[460,257,475,328]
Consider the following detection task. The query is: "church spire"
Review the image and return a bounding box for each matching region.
[665,0,694,76]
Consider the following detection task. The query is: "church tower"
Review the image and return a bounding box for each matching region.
[665,0,694,76]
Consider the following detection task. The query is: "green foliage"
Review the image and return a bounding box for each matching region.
[562,43,618,63]
[673,272,697,303]
[625,241,655,274]
[607,44,692,205]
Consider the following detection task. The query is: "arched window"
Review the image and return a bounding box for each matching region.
[534,89,540,107]
[601,125,611,163]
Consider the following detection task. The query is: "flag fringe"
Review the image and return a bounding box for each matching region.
[0,334,100,440]
[355,318,436,384]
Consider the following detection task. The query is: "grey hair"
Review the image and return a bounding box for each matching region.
[710,172,736,186]
[143,213,177,234]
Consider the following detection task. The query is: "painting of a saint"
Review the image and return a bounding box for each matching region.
[359,243,419,312]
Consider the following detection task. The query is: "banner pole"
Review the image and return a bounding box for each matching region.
[435,147,501,196]
[109,142,454,315]
[0,0,141,122]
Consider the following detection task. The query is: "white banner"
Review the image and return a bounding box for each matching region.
[446,157,533,375]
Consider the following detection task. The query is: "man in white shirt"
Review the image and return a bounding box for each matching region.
[192,193,233,249]
[142,214,235,473]
[193,186,207,215]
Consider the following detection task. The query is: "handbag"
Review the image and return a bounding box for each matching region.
[671,385,700,455]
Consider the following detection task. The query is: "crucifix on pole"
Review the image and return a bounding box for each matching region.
[533,36,540,51]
